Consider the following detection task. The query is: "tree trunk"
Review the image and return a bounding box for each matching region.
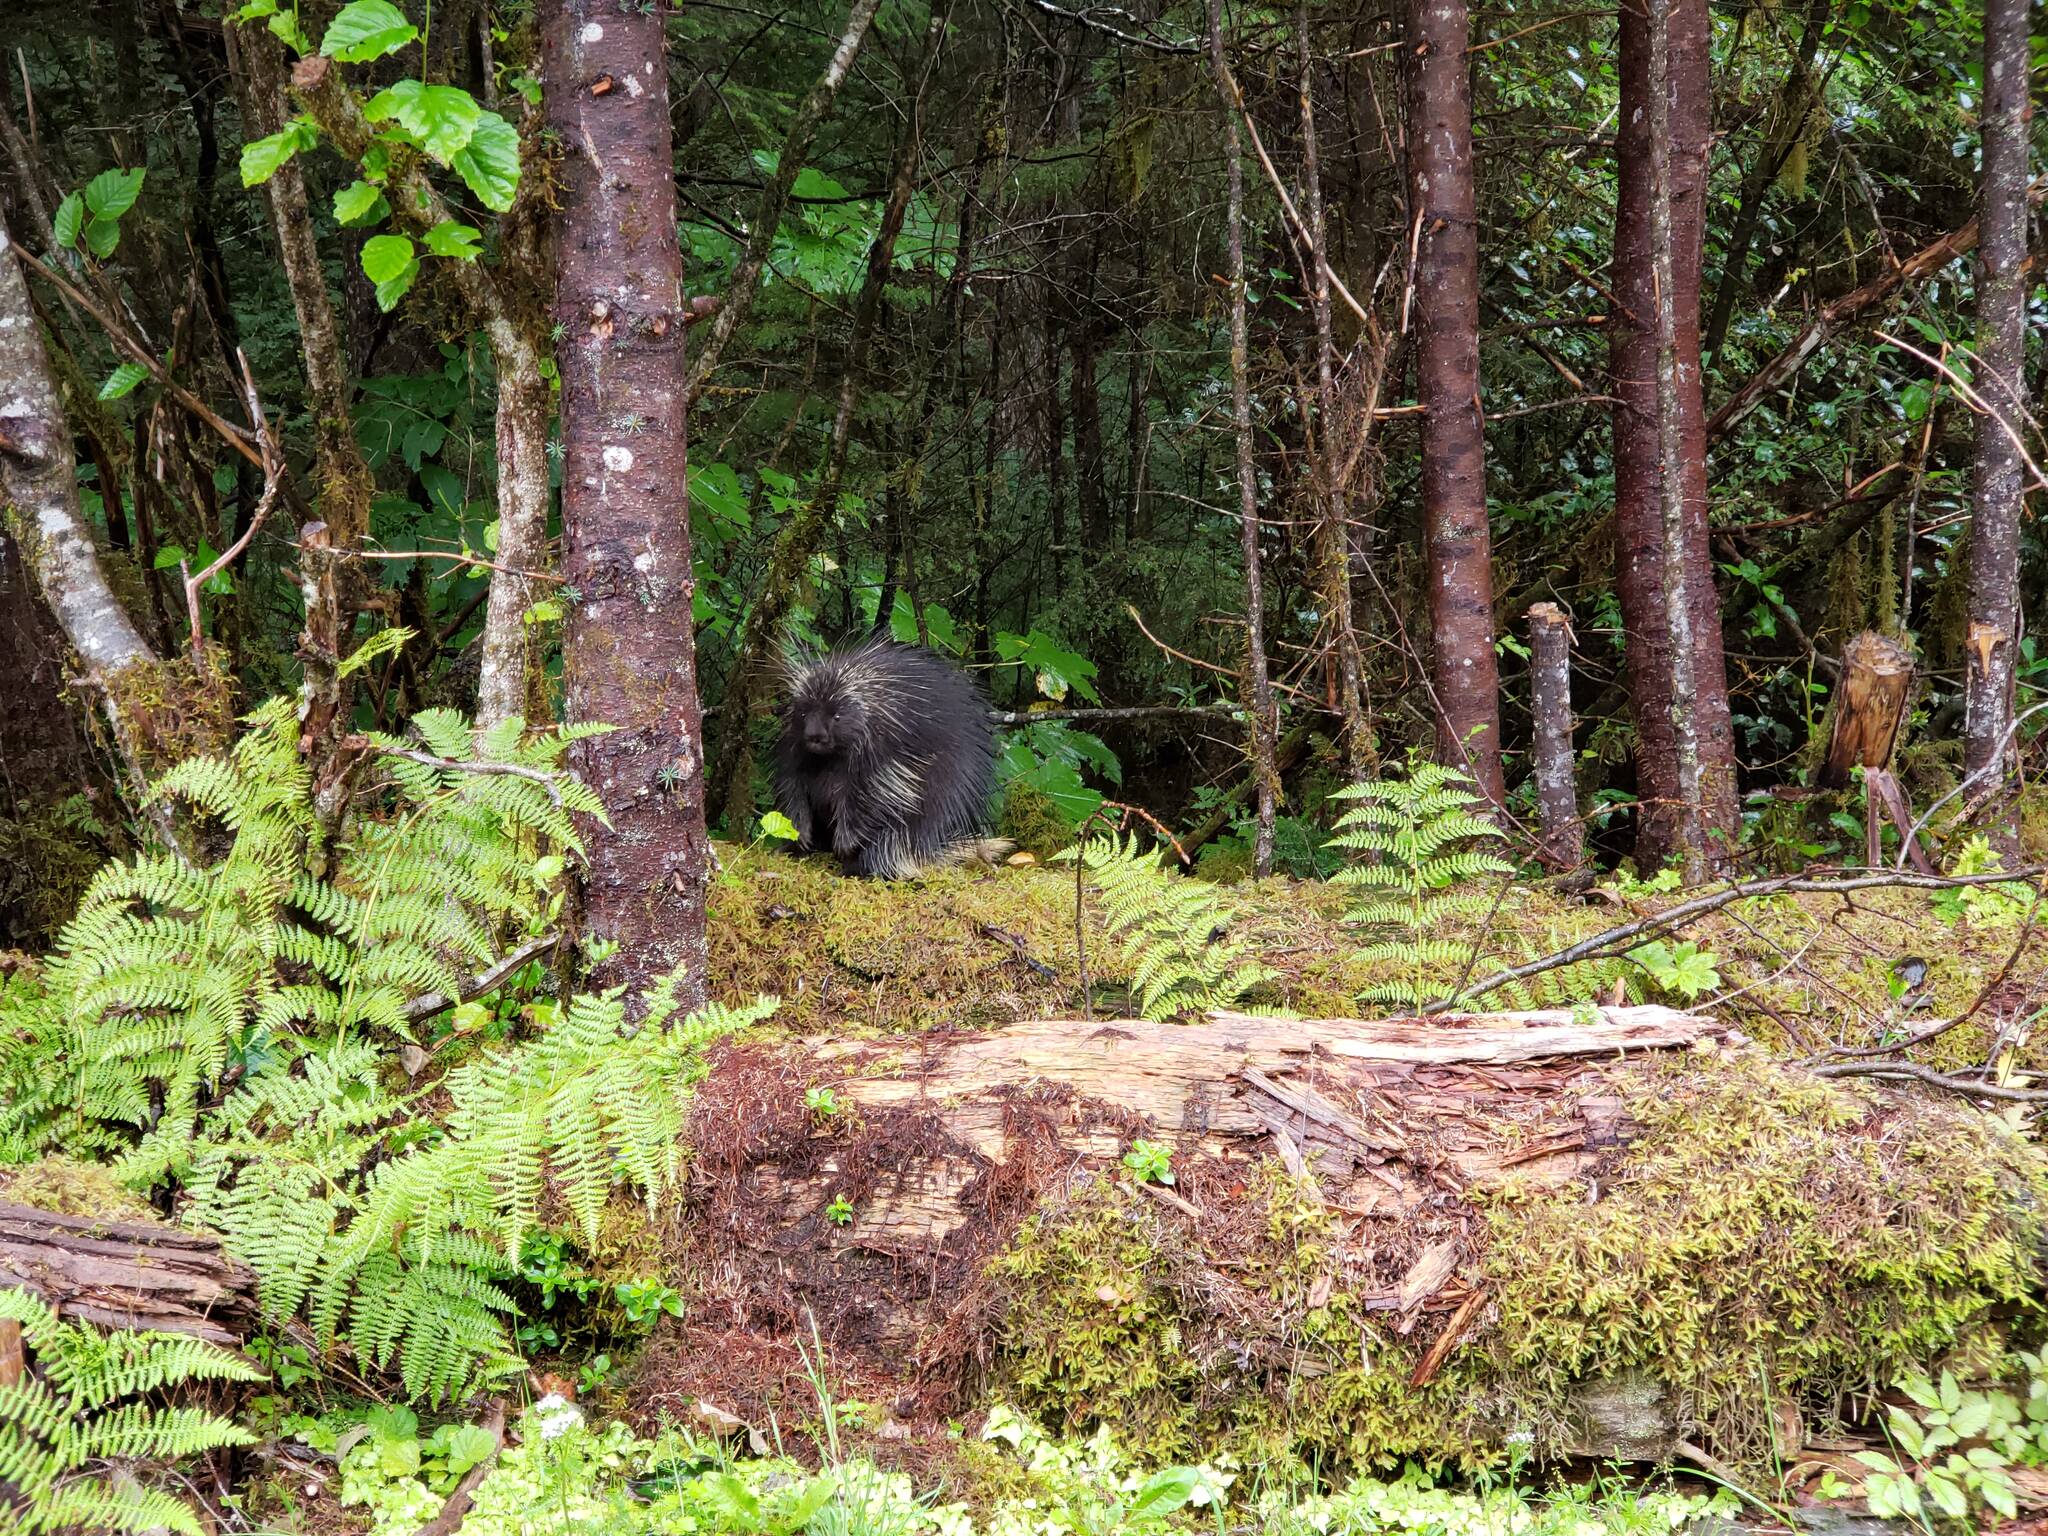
[1212,0,1279,878]
[1289,6,1371,774]
[227,21,375,764]
[1817,631,1913,792]
[1405,0,1503,804]
[1527,602,1581,869]
[1609,0,1738,877]
[1960,0,2030,809]
[541,0,714,1011]
[476,329,554,731]
[0,226,172,793]
[1069,313,1110,553]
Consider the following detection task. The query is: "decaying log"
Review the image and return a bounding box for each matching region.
[1818,631,1912,790]
[0,1201,259,1347]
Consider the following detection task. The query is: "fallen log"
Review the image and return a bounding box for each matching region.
[663,1001,2046,1474]
[0,1201,259,1347]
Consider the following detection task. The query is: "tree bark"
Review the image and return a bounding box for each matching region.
[0,225,168,791]
[1212,0,1279,878]
[1405,0,1503,804]
[1609,0,1738,877]
[1817,630,1912,789]
[0,1201,259,1348]
[1527,602,1581,869]
[1960,0,2031,806]
[541,0,714,1010]
[1289,5,1371,774]
[683,0,885,400]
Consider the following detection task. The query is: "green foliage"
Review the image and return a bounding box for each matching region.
[1120,1138,1174,1186]
[1848,1365,2042,1527]
[1063,834,1274,1019]
[1330,761,1514,1009]
[0,1289,261,1536]
[52,166,146,261]
[1624,939,1723,1002]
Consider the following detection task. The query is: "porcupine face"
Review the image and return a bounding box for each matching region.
[792,674,864,760]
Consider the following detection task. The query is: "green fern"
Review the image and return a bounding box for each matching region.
[0,1289,261,1536]
[1063,834,1275,1020]
[1330,760,1514,1011]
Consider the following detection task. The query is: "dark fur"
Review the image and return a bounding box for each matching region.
[772,639,1002,878]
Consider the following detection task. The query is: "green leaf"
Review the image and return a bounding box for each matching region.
[333,180,390,227]
[361,235,418,311]
[1901,380,1933,420]
[450,110,520,212]
[83,216,121,260]
[439,1423,497,1477]
[84,167,146,220]
[240,119,319,186]
[233,0,278,15]
[522,598,563,626]
[758,811,799,843]
[52,192,84,249]
[98,362,149,401]
[361,233,415,284]
[1128,1467,1199,1520]
[320,0,420,62]
[364,80,480,165]
[423,220,483,260]
[268,11,312,50]
[153,546,187,571]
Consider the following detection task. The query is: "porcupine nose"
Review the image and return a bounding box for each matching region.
[805,724,832,753]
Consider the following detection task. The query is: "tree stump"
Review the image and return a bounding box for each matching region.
[1527,602,1583,868]
[1817,631,1928,870]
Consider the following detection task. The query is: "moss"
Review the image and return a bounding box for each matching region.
[0,1155,157,1221]
[996,785,1074,862]
[983,1061,2048,1477]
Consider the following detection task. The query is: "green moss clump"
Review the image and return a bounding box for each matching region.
[0,1155,158,1222]
[1480,1055,2048,1464]
[985,1060,2048,1477]
[997,785,1075,863]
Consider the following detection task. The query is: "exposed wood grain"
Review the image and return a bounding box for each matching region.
[0,1201,259,1346]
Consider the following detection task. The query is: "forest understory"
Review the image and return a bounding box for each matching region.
[2,0,2047,1532]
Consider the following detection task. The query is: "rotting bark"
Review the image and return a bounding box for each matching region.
[1215,7,1279,878]
[1527,602,1581,869]
[1817,631,1912,792]
[1960,0,2031,814]
[0,1201,259,1348]
[683,0,885,400]
[1287,3,1371,773]
[541,0,714,1010]
[682,1005,1724,1355]
[1405,0,1503,804]
[1609,0,1738,876]
[289,55,555,735]
[710,16,943,830]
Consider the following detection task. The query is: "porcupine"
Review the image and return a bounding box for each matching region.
[772,638,1010,878]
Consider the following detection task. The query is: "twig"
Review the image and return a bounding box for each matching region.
[406,932,565,1025]
[184,352,282,658]
[1022,0,1201,53]
[1457,868,2048,1005]
[352,737,574,807]
[1893,700,2048,864]
[985,704,1243,726]
[1812,1058,2048,1103]
[1876,331,2048,492]
[1125,603,1236,680]
[331,546,566,584]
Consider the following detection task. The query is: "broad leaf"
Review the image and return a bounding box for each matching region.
[361,234,419,311]
[52,192,84,250]
[364,80,480,165]
[451,110,520,212]
[240,119,319,186]
[320,0,419,62]
[333,180,390,227]
[423,221,482,260]
[83,167,146,220]
[83,217,122,260]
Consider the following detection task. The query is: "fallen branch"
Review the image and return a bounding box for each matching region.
[1810,1059,2048,1104]
[1455,869,2048,1006]
[985,704,1244,726]
[405,931,564,1025]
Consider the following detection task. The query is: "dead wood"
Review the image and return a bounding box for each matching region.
[0,1201,259,1347]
